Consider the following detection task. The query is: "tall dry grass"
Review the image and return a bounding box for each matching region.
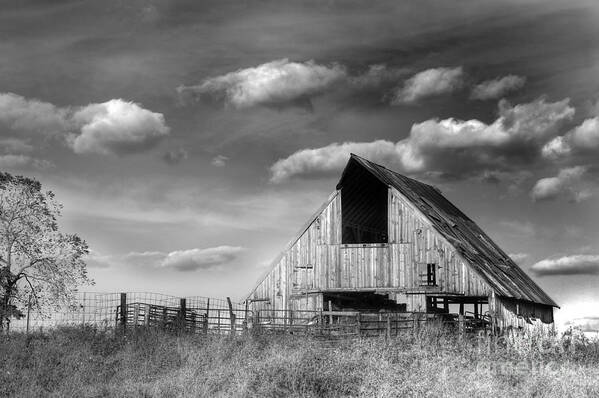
[1,325,598,397]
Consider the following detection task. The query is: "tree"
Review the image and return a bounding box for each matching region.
[0,172,92,330]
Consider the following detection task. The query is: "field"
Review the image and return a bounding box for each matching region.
[1,326,599,398]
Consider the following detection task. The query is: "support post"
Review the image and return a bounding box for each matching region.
[26,295,31,334]
[144,304,150,326]
[458,313,464,341]
[120,293,127,333]
[227,297,236,336]
[180,298,187,332]
[328,300,333,325]
[133,304,140,328]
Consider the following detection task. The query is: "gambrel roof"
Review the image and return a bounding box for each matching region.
[342,154,558,307]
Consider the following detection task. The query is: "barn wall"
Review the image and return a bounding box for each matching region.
[388,188,491,298]
[490,294,554,332]
[248,191,341,314]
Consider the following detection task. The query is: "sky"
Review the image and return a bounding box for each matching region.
[1,0,598,331]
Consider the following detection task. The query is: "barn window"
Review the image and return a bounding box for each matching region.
[338,159,388,244]
[420,263,437,286]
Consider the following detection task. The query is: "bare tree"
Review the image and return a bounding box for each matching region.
[0,172,92,330]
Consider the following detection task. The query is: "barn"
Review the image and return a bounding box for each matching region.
[246,154,557,333]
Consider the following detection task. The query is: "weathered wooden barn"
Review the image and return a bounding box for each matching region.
[246,154,557,332]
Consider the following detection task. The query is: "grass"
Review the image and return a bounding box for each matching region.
[1,325,599,397]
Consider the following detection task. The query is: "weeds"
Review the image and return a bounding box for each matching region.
[0,326,598,397]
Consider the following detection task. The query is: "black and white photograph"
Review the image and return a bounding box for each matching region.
[1,0,599,396]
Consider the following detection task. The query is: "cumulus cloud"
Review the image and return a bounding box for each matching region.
[531,254,599,276]
[542,117,599,159]
[178,59,346,109]
[0,92,69,134]
[211,155,229,167]
[530,166,589,202]
[270,98,574,182]
[163,148,189,165]
[470,75,526,100]
[160,246,245,271]
[565,317,599,333]
[86,246,244,272]
[68,99,170,155]
[0,93,170,156]
[391,67,464,104]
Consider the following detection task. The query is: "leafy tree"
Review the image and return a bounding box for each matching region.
[0,172,92,330]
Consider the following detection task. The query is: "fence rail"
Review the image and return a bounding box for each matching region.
[5,292,490,337]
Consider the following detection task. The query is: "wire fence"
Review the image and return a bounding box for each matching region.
[4,291,492,339]
[6,292,247,334]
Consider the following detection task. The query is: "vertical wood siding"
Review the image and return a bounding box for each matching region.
[248,187,552,329]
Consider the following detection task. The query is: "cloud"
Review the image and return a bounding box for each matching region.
[542,117,599,159]
[270,98,575,182]
[530,166,589,202]
[67,99,170,155]
[470,75,526,100]
[178,59,346,109]
[211,155,229,167]
[0,93,170,156]
[87,246,245,272]
[160,246,245,271]
[391,66,463,104]
[0,154,53,170]
[531,254,599,276]
[163,148,189,165]
[0,92,69,135]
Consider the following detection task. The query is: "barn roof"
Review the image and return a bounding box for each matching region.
[340,154,558,307]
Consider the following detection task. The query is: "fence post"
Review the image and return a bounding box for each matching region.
[413,312,419,335]
[26,294,31,334]
[133,304,140,329]
[180,298,187,333]
[120,293,127,333]
[144,304,150,326]
[226,297,236,336]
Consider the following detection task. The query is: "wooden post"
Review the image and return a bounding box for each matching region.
[386,314,391,340]
[443,298,449,313]
[459,302,464,315]
[120,293,127,333]
[227,297,236,335]
[144,304,150,326]
[205,298,210,332]
[180,298,187,333]
[328,300,333,325]
[26,294,31,334]
[474,300,479,319]
[244,301,249,333]
[458,313,464,341]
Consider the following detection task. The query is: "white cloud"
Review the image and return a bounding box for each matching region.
[392,66,463,104]
[542,117,599,159]
[0,93,170,156]
[68,99,170,155]
[211,155,229,167]
[87,246,244,272]
[470,75,526,100]
[530,166,589,202]
[160,246,245,271]
[270,98,574,182]
[0,92,69,134]
[531,254,599,276]
[178,59,346,109]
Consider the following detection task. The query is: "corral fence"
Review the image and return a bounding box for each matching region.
[5,292,489,338]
